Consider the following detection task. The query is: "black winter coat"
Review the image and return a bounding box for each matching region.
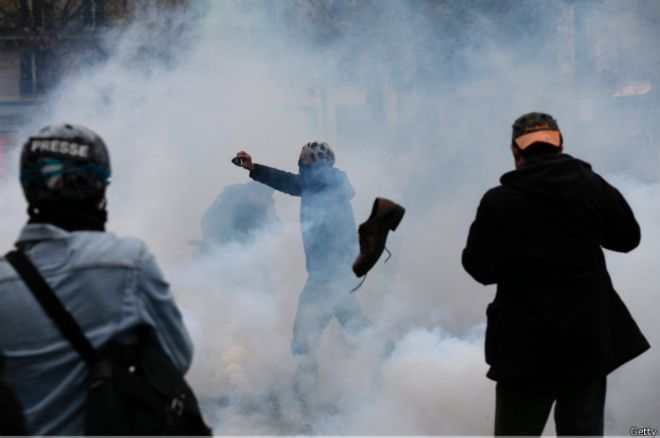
[250,163,358,276]
[462,153,649,382]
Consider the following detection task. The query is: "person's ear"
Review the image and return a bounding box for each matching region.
[511,143,524,168]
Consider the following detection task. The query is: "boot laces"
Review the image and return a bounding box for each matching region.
[350,247,392,294]
[350,274,367,293]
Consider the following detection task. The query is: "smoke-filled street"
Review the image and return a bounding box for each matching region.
[0,0,658,435]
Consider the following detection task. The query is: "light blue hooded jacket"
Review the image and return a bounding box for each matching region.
[0,224,193,435]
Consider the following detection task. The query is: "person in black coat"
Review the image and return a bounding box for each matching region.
[462,112,650,436]
[235,142,370,411]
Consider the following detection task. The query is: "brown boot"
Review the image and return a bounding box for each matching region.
[352,197,405,277]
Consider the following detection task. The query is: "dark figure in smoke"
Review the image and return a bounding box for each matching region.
[235,142,370,411]
[462,113,650,436]
[200,181,280,249]
[194,182,281,297]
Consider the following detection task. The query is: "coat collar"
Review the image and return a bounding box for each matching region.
[16,223,71,245]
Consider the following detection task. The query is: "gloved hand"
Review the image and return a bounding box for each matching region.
[234,151,254,170]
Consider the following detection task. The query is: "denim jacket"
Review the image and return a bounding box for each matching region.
[0,224,193,435]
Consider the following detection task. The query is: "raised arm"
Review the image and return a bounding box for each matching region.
[235,151,302,196]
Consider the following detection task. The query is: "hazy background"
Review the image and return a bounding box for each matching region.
[0,0,658,434]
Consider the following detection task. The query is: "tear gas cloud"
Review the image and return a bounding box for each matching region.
[1,0,659,434]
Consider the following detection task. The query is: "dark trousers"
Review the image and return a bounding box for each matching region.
[494,376,606,436]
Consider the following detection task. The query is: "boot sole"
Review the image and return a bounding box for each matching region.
[389,204,405,231]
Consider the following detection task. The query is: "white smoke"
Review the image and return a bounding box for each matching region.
[1,0,658,434]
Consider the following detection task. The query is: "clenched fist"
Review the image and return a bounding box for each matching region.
[235,151,254,170]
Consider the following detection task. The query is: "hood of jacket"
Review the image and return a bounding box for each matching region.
[500,153,592,202]
[299,164,355,199]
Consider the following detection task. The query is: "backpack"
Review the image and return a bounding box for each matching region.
[5,249,212,435]
[0,356,27,435]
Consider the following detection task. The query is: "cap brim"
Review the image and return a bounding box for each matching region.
[515,130,561,150]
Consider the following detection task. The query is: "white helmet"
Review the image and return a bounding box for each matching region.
[300,141,335,167]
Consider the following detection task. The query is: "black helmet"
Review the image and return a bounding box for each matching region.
[20,124,111,208]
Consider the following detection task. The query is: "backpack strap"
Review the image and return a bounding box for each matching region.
[5,249,98,366]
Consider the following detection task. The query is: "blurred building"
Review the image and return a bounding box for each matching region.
[0,0,187,175]
[1,0,658,179]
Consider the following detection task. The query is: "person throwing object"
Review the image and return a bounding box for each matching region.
[235,142,371,413]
